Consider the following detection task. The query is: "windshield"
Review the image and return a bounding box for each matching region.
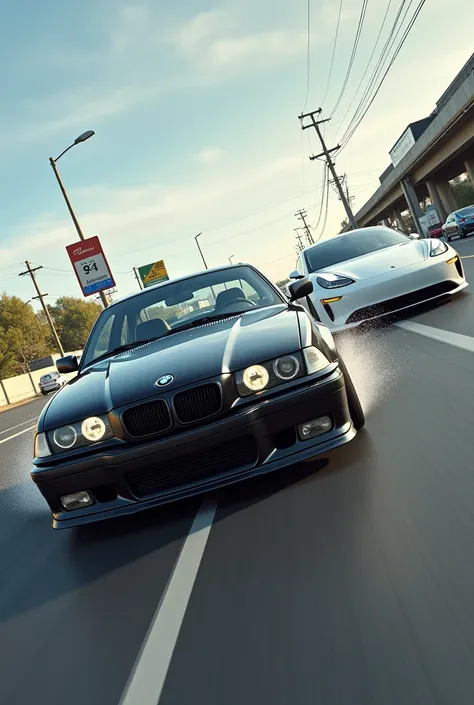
[81,265,282,367]
[304,227,410,273]
[457,206,474,216]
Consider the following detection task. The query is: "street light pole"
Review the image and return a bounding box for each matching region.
[194,233,208,269]
[49,130,109,309]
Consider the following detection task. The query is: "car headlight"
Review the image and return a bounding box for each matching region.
[430,239,449,257]
[316,273,355,289]
[235,348,331,397]
[46,414,113,455]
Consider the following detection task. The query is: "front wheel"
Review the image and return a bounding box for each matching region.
[338,355,365,430]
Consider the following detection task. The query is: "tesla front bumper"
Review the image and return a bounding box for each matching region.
[31,366,356,529]
[312,254,467,331]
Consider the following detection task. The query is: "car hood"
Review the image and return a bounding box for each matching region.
[42,305,302,429]
[314,240,429,281]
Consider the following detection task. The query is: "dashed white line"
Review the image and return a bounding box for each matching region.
[0,425,36,445]
[0,418,38,436]
[119,499,218,705]
[396,320,474,353]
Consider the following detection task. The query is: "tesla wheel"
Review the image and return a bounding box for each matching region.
[338,355,365,430]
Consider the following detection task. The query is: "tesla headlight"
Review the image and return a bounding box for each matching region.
[430,239,449,257]
[48,415,113,453]
[316,273,355,289]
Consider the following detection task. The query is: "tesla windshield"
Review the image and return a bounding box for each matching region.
[304,228,409,273]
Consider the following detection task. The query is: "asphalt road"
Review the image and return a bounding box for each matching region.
[2,238,474,705]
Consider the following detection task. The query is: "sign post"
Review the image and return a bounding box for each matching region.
[138,260,169,288]
[66,236,115,297]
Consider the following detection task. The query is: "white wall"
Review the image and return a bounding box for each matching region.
[0,350,83,408]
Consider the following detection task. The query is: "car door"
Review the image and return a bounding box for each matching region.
[444,213,455,237]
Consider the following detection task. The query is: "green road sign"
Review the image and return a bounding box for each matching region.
[138,260,169,288]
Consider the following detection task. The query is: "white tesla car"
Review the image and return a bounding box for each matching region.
[289,226,467,332]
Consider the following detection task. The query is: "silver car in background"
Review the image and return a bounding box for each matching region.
[39,371,67,395]
[289,226,467,332]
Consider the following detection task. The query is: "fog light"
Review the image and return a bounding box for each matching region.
[298,416,333,440]
[61,491,94,511]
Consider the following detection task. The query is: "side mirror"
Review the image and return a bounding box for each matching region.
[287,277,313,301]
[56,355,79,374]
[289,269,305,280]
[409,232,420,240]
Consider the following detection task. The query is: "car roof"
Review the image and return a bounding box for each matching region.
[301,225,398,253]
[107,262,253,309]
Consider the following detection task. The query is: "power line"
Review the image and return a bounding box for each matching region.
[337,0,411,145]
[337,0,427,153]
[331,0,394,131]
[329,0,370,117]
[320,0,344,107]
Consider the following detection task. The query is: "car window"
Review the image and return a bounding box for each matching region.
[88,313,117,360]
[40,374,52,382]
[304,227,410,273]
[81,265,283,367]
[456,206,474,217]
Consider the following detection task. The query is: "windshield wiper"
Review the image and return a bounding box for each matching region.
[170,311,246,333]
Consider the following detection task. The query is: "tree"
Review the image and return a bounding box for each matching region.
[340,218,349,232]
[47,297,103,351]
[452,176,474,209]
[0,294,51,377]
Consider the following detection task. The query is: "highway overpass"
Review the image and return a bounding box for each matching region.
[350,53,474,236]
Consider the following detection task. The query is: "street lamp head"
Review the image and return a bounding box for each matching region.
[74,130,95,144]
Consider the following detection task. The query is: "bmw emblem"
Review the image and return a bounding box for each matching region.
[156,374,174,387]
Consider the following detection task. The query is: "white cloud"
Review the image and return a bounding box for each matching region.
[175,10,307,81]
[194,147,226,164]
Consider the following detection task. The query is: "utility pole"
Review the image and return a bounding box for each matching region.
[133,267,144,290]
[299,109,357,230]
[294,209,314,245]
[294,229,304,251]
[19,262,65,356]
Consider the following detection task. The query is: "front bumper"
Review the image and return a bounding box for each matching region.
[310,254,467,332]
[31,367,355,529]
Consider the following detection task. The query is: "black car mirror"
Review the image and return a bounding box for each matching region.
[56,355,79,374]
[287,277,313,301]
[289,269,305,280]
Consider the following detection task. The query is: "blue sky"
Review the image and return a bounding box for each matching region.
[1,0,473,306]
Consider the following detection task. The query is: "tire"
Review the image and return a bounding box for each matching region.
[338,355,365,430]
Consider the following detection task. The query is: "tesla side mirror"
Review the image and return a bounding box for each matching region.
[289,269,305,280]
[56,355,79,374]
[409,232,420,240]
[288,277,313,301]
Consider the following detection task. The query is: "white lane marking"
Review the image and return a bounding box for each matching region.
[461,255,474,259]
[0,425,36,445]
[0,418,37,436]
[119,499,218,705]
[396,321,474,352]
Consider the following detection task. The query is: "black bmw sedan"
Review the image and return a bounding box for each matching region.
[31,263,364,529]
